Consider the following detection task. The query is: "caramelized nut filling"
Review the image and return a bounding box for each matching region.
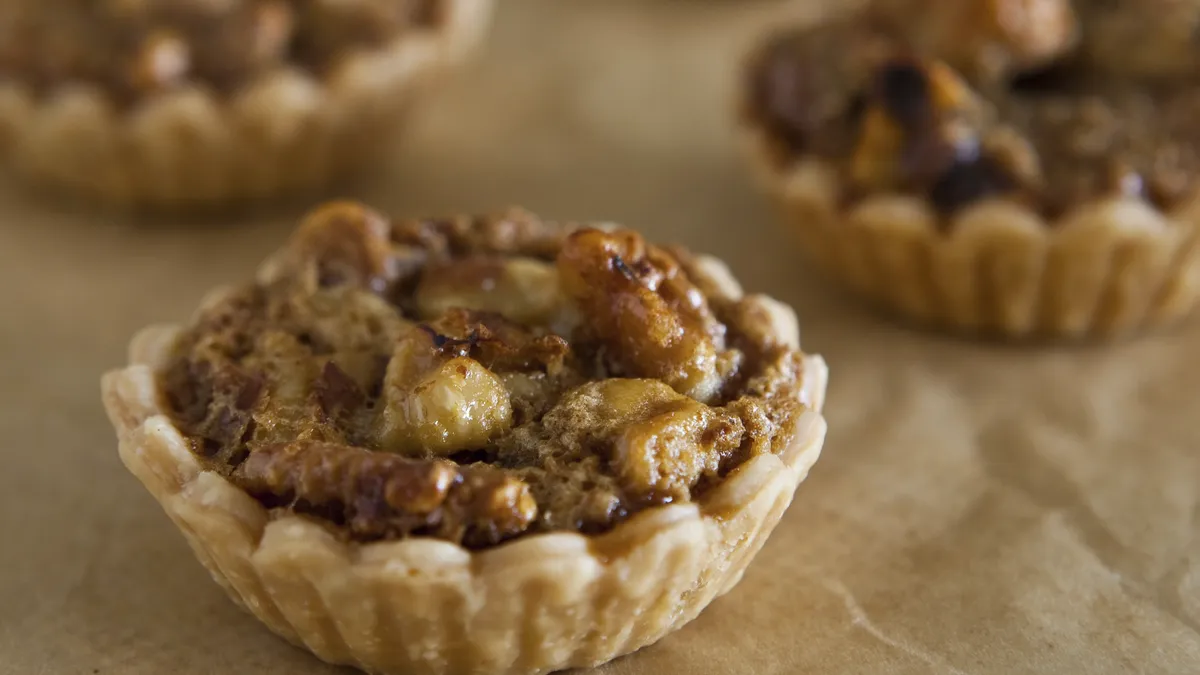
[161,203,812,547]
[0,0,444,104]
[744,15,1200,221]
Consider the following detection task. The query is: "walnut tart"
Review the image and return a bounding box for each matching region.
[740,7,1200,339]
[0,0,492,210]
[101,201,829,675]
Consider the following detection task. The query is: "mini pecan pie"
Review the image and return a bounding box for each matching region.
[740,9,1200,339]
[0,0,491,210]
[101,202,828,675]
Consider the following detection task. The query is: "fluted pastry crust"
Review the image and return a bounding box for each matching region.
[743,131,1200,338]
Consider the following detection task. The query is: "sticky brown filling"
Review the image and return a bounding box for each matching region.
[160,203,809,548]
[744,17,1200,222]
[0,0,444,106]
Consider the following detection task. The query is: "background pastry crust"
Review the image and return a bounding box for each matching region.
[744,131,1200,338]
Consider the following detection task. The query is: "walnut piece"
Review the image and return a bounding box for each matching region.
[237,440,537,545]
[285,201,398,292]
[416,255,565,327]
[550,379,745,500]
[375,324,513,456]
[557,228,726,403]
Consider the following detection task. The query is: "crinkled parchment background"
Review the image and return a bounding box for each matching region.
[1,1,1197,673]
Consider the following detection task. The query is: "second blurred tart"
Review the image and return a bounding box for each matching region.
[739,7,1200,339]
[0,0,492,210]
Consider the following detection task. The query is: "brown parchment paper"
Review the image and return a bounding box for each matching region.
[1,1,1198,673]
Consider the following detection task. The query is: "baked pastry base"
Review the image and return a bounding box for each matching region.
[745,131,1200,339]
[0,0,492,211]
[102,319,827,675]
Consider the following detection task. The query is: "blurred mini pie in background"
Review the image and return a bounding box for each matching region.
[0,0,492,210]
[101,201,828,675]
[739,2,1200,339]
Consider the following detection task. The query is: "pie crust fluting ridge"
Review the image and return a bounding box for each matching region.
[102,274,828,675]
[742,127,1200,339]
[0,0,492,210]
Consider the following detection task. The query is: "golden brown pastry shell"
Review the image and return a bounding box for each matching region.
[0,0,492,211]
[743,129,1200,339]
[100,276,828,675]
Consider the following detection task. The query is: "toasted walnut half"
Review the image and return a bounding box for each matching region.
[237,440,538,545]
[375,323,513,457]
[281,201,399,292]
[558,228,729,403]
[544,379,745,500]
[248,330,327,445]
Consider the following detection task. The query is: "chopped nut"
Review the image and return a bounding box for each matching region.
[419,308,572,375]
[415,255,565,326]
[377,355,512,456]
[237,441,537,544]
[376,323,514,456]
[557,229,725,402]
[457,472,539,544]
[726,295,801,354]
[287,201,397,293]
[614,399,743,500]
[253,331,318,412]
[383,460,457,513]
[543,379,744,499]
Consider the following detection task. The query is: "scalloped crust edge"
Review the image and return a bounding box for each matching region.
[100,297,828,674]
[0,0,493,210]
[742,128,1200,339]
